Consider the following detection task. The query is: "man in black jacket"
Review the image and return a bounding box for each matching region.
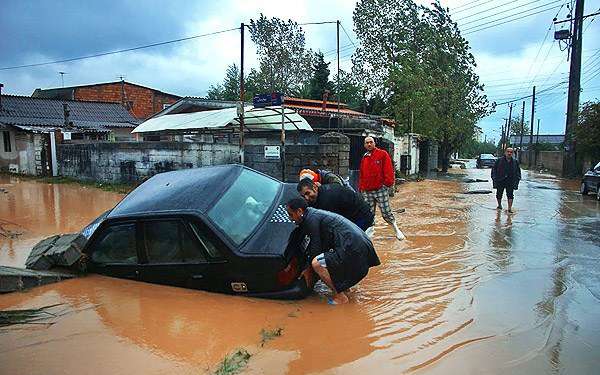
[286,198,380,305]
[491,147,522,213]
[297,178,374,233]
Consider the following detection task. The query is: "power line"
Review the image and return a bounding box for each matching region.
[339,22,357,49]
[458,0,549,24]
[0,27,239,71]
[463,4,564,34]
[452,0,489,11]
[453,0,497,15]
[492,81,567,104]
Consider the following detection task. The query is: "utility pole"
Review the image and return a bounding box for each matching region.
[563,0,585,177]
[528,86,536,167]
[505,103,513,149]
[535,119,540,166]
[336,20,341,132]
[519,100,525,160]
[239,23,245,165]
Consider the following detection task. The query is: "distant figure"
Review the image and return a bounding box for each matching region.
[286,198,380,305]
[297,178,374,233]
[491,147,521,213]
[299,168,353,190]
[359,136,405,240]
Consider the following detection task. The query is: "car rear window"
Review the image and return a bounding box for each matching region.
[208,169,280,245]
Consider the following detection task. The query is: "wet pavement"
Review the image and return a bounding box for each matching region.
[1,168,599,374]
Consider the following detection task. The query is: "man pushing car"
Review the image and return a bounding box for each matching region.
[286,198,380,304]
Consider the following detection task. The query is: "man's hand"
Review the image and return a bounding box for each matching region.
[299,267,314,286]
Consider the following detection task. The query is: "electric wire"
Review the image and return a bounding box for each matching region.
[458,0,550,24]
[0,27,240,71]
[463,3,564,33]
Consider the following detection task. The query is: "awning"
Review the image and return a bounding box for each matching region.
[131,106,312,134]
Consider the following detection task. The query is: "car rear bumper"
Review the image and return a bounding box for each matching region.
[247,277,311,300]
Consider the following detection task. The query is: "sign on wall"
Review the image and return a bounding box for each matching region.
[253,92,284,108]
[264,146,281,159]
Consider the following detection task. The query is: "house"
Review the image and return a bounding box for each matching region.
[32,81,181,120]
[0,94,140,176]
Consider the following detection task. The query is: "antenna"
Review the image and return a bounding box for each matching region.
[58,71,67,87]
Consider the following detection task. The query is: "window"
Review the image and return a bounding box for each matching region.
[190,222,223,258]
[91,223,137,264]
[2,131,11,153]
[208,169,280,245]
[143,220,206,263]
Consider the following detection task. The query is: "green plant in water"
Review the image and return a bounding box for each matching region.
[0,304,63,327]
[260,327,283,347]
[213,349,252,375]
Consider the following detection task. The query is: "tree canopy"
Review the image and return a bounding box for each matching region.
[575,101,600,160]
[352,0,490,170]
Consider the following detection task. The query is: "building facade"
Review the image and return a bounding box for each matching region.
[32,81,181,120]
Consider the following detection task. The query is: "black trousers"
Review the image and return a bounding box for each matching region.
[496,182,514,200]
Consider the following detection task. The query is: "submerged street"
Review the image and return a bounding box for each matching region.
[1,167,599,375]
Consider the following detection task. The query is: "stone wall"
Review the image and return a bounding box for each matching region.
[58,142,239,183]
[244,132,350,182]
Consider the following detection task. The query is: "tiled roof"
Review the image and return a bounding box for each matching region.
[0,95,140,131]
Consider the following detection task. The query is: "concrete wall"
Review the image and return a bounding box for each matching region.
[521,150,564,173]
[58,142,239,183]
[0,129,40,175]
[245,132,350,182]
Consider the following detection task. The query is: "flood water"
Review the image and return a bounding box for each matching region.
[1,168,599,374]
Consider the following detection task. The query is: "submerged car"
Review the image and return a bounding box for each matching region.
[80,165,310,299]
[477,154,496,168]
[581,161,600,200]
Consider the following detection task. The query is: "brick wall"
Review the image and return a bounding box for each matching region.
[58,142,239,183]
[74,83,179,119]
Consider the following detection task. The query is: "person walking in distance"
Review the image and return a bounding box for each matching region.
[491,147,521,213]
[359,136,405,240]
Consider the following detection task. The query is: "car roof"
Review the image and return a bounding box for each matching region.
[108,164,245,219]
[480,154,495,158]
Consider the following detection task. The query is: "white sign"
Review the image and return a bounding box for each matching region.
[63,132,72,140]
[264,146,280,159]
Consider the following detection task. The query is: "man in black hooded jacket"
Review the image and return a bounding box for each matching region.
[286,198,380,304]
[491,147,522,212]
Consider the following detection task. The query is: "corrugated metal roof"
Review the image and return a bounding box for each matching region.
[132,106,312,133]
[0,95,140,131]
[509,134,565,145]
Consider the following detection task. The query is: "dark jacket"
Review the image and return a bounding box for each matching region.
[313,184,374,230]
[491,156,521,188]
[299,208,380,292]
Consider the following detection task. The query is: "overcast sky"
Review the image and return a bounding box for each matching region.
[1,0,599,142]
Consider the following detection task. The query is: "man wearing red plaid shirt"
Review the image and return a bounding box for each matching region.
[359,136,405,241]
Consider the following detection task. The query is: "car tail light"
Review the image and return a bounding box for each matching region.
[276,257,298,286]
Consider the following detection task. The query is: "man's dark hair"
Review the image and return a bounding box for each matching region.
[296,178,316,192]
[287,197,308,210]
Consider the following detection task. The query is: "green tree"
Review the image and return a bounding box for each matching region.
[308,51,333,100]
[574,100,600,159]
[248,14,314,96]
[352,0,490,171]
[332,70,363,111]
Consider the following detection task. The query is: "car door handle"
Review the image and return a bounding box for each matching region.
[191,274,204,279]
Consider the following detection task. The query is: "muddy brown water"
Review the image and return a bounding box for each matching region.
[1,170,599,374]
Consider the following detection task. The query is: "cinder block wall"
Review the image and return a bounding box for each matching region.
[244,132,350,182]
[58,132,350,184]
[58,142,239,183]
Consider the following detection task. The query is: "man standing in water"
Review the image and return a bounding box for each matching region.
[286,198,380,305]
[359,136,405,240]
[491,147,521,213]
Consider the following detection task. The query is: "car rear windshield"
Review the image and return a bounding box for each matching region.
[208,169,280,245]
